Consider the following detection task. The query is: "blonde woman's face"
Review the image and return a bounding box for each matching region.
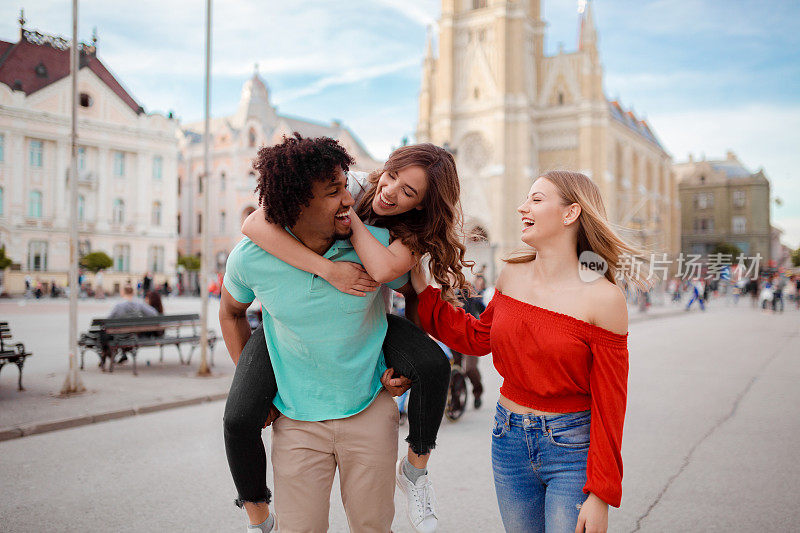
[371,165,428,216]
[517,177,575,247]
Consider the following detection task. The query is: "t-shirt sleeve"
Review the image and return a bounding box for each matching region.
[223,246,255,304]
[347,171,369,203]
[362,224,409,290]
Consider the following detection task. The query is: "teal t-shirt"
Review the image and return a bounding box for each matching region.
[223,227,409,421]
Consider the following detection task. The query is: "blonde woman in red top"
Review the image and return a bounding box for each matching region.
[410,170,640,533]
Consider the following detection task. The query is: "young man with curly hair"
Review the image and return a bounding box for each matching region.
[219,134,420,532]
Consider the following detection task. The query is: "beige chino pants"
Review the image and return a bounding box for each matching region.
[271,389,400,533]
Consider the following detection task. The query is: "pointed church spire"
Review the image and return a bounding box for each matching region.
[579,0,598,51]
[424,25,434,60]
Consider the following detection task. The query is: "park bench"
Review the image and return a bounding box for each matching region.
[0,321,33,390]
[78,314,217,376]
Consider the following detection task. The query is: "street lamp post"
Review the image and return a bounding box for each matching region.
[61,0,85,395]
[197,0,212,376]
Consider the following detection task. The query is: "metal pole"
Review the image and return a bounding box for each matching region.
[197,0,212,376]
[61,0,85,394]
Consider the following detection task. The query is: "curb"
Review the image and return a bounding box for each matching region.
[0,392,229,443]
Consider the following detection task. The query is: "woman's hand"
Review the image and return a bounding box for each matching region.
[323,261,380,296]
[409,263,430,295]
[575,493,608,533]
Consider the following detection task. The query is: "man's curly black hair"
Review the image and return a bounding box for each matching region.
[253,133,355,227]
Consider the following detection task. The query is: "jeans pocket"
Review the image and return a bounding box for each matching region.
[492,416,507,438]
[547,423,590,449]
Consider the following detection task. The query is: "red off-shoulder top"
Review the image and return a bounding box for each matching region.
[417,286,629,507]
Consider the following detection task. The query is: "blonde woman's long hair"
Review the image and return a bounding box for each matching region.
[505,170,648,288]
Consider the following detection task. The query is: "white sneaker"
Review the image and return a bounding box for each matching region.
[395,458,438,532]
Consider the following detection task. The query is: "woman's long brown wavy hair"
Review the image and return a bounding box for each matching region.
[355,144,473,302]
[506,170,649,288]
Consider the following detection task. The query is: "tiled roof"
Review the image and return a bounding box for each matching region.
[710,161,751,179]
[608,100,664,150]
[0,30,143,115]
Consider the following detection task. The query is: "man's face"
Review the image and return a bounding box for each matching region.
[295,167,355,241]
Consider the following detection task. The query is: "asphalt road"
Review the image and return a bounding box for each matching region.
[1,302,799,532]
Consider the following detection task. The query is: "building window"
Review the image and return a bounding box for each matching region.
[152,201,162,226]
[29,140,44,168]
[219,211,226,234]
[473,0,487,9]
[695,192,714,210]
[78,146,86,171]
[28,241,48,271]
[177,178,182,197]
[148,246,165,273]
[693,218,714,234]
[733,190,746,208]
[198,175,203,194]
[79,92,92,108]
[0,134,5,162]
[197,213,202,234]
[732,216,746,234]
[220,171,226,191]
[78,195,85,222]
[113,151,125,177]
[153,156,163,180]
[112,198,125,224]
[248,129,257,148]
[177,213,181,235]
[113,244,130,272]
[28,190,43,218]
[558,92,564,105]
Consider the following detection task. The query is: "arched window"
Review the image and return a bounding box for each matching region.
[248,129,257,148]
[152,201,162,226]
[112,198,125,224]
[28,190,43,218]
[219,210,226,234]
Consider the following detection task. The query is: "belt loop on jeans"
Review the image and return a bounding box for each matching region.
[504,407,511,430]
[539,415,548,435]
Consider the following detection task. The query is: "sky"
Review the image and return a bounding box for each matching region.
[1,0,798,247]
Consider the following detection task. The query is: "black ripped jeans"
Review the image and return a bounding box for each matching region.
[223,314,451,506]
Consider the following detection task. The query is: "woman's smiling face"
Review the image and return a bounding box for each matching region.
[371,165,429,216]
[518,177,574,247]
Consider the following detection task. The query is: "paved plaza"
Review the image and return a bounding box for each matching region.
[1,297,799,532]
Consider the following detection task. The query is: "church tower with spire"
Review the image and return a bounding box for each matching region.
[417,0,678,274]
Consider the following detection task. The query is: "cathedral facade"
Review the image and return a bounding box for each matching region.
[417,0,679,277]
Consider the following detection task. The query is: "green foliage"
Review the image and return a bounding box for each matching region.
[0,246,11,270]
[711,242,742,258]
[79,251,113,273]
[792,246,800,268]
[178,254,201,271]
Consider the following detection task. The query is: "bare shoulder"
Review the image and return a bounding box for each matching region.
[495,261,529,292]
[587,279,628,335]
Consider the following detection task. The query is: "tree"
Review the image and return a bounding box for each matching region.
[178,254,201,271]
[792,246,800,268]
[0,246,12,271]
[711,242,742,258]
[79,251,113,273]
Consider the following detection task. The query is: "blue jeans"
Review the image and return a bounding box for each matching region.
[491,403,590,533]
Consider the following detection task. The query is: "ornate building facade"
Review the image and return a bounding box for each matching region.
[177,69,382,274]
[416,0,679,277]
[0,16,178,295]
